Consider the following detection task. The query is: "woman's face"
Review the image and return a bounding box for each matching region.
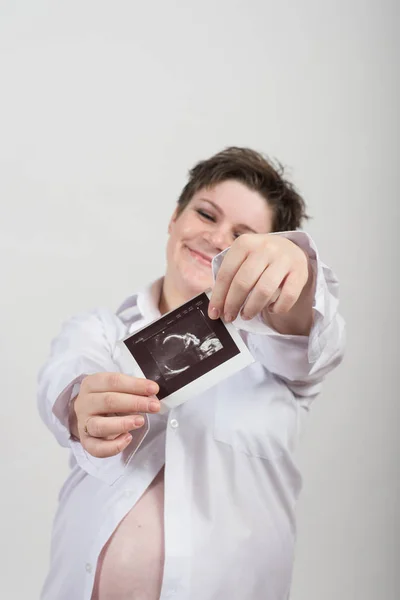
[165,179,274,299]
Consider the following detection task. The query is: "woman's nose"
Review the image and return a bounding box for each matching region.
[205,227,232,253]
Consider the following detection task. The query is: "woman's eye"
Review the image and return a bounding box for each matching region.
[197,209,215,222]
[233,232,242,240]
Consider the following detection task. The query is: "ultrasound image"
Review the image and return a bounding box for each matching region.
[147,310,223,381]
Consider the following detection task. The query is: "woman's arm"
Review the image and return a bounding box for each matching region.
[37,308,152,484]
[209,231,346,402]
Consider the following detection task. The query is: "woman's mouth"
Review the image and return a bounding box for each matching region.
[185,246,213,267]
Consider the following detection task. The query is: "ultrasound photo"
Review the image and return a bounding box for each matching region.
[119,291,254,408]
[147,312,223,381]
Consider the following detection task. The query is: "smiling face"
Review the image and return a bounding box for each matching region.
[163,179,274,306]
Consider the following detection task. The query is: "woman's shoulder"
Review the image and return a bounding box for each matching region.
[61,281,158,344]
[58,305,128,343]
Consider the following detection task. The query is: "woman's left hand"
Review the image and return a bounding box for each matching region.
[208,233,312,325]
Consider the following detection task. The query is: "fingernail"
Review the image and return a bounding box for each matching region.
[209,306,220,319]
[134,416,145,427]
[224,313,234,323]
[241,312,252,321]
[124,433,133,443]
[147,382,159,395]
[149,400,160,412]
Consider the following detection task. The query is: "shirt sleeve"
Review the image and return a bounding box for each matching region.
[37,308,150,485]
[228,231,346,404]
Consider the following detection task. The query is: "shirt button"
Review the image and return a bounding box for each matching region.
[85,563,92,574]
[170,418,179,429]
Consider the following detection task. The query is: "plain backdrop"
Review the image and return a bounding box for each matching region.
[0,1,399,599]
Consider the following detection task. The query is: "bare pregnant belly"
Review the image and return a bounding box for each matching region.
[91,467,165,600]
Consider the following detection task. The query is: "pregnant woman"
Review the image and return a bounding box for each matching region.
[38,147,345,600]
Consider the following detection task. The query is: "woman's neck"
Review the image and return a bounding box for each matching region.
[159,275,197,315]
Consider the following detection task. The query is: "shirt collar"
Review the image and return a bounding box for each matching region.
[116,277,163,326]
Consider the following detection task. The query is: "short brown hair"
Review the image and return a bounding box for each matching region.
[177,146,309,231]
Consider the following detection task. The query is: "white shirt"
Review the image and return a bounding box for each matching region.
[37,231,345,600]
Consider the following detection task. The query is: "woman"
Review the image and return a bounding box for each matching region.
[38,147,345,600]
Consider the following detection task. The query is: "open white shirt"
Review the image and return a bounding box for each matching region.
[37,231,345,600]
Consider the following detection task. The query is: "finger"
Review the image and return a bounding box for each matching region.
[222,250,268,322]
[89,392,161,416]
[84,414,146,439]
[268,271,305,314]
[83,372,159,396]
[83,432,134,459]
[240,262,288,320]
[208,241,249,319]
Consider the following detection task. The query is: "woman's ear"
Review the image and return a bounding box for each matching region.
[168,207,179,234]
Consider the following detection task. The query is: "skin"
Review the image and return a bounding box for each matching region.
[70,180,315,457]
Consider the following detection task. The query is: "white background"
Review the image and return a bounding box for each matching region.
[0,1,398,598]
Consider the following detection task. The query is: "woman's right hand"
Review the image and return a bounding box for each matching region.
[69,372,160,458]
